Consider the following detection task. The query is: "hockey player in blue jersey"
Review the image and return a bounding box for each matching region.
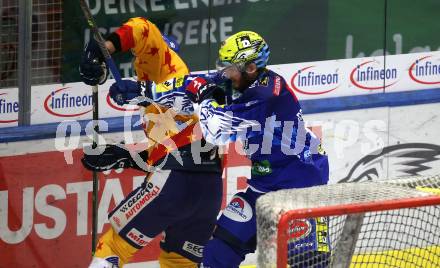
[183,31,331,267]
[101,29,330,267]
[79,18,225,268]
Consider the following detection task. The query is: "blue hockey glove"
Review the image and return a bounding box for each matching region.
[82,144,148,171]
[79,38,108,86]
[185,77,221,103]
[162,34,180,53]
[109,79,144,106]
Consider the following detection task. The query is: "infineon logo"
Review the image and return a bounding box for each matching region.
[350,60,399,90]
[408,55,440,85]
[0,92,18,123]
[106,93,139,112]
[290,65,339,95]
[44,87,92,117]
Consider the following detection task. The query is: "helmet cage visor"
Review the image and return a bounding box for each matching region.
[216,59,246,74]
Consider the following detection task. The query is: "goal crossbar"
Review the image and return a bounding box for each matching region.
[256,176,440,268]
[277,194,440,267]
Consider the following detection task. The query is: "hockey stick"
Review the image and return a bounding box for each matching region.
[79,0,125,89]
[88,84,99,254]
[78,0,125,254]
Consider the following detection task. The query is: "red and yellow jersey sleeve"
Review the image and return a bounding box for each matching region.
[115,17,197,165]
[115,17,189,83]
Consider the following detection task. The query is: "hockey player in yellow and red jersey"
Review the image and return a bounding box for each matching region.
[120,30,329,268]
[79,17,225,268]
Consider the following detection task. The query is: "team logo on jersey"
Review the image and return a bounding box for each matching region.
[259,76,269,87]
[408,55,440,85]
[224,196,252,222]
[288,219,312,242]
[126,228,152,247]
[317,144,327,155]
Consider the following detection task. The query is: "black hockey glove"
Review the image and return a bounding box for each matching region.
[79,38,109,86]
[185,77,221,104]
[211,85,227,105]
[81,144,148,171]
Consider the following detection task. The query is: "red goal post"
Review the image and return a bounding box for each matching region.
[256,175,440,268]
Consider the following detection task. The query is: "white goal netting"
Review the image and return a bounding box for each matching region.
[256,175,440,268]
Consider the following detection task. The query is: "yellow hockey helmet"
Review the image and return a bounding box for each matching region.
[216,31,270,70]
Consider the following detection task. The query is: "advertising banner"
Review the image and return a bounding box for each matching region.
[2,51,439,127]
[2,102,440,266]
[61,0,440,83]
[61,0,330,82]
[0,144,250,267]
[272,51,440,100]
[0,87,18,127]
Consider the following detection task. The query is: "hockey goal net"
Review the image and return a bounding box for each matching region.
[256,175,440,268]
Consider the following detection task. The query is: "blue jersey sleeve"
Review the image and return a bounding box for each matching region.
[198,98,266,145]
[144,72,229,115]
[145,76,195,115]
